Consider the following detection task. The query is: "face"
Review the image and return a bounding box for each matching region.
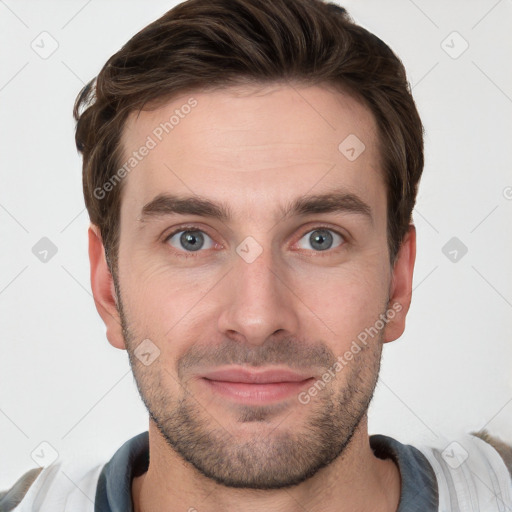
[91,83,414,489]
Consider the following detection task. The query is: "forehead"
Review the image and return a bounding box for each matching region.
[119,83,384,225]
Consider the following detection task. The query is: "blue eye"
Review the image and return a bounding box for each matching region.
[165,229,215,253]
[297,228,345,252]
[163,225,346,258]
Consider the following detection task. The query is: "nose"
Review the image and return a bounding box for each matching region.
[216,241,301,347]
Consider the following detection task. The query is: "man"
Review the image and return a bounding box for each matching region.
[2,0,511,510]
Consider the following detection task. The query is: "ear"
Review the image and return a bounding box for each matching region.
[383,224,416,343]
[88,224,126,350]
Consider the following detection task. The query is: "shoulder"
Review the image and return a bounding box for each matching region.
[0,467,43,512]
[414,429,512,511]
[470,428,512,477]
[0,459,105,512]
[1,431,150,512]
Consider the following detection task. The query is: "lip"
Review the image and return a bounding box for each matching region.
[201,367,313,384]
[199,367,315,404]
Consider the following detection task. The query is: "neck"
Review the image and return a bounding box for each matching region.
[132,418,401,512]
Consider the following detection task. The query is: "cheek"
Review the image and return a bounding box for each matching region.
[118,259,218,357]
[118,232,391,356]
[289,263,389,346]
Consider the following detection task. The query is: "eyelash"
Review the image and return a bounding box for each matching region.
[162,224,347,258]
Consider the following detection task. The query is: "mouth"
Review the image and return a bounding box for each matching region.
[199,367,315,404]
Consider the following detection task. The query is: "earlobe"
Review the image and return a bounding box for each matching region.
[88,224,126,350]
[383,225,416,343]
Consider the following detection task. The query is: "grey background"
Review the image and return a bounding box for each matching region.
[1,0,511,488]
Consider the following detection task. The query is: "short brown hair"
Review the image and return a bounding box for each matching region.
[74,0,424,275]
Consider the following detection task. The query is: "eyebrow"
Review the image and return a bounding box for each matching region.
[138,189,373,226]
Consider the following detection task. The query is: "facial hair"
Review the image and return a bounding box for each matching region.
[115,278,384,490]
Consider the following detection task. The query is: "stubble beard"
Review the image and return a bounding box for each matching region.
[115,285,384,489]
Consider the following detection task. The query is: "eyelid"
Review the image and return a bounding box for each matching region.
[295,223,349,242]
[163,224,214,241]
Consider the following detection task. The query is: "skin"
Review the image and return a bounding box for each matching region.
[89,83,416,512]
